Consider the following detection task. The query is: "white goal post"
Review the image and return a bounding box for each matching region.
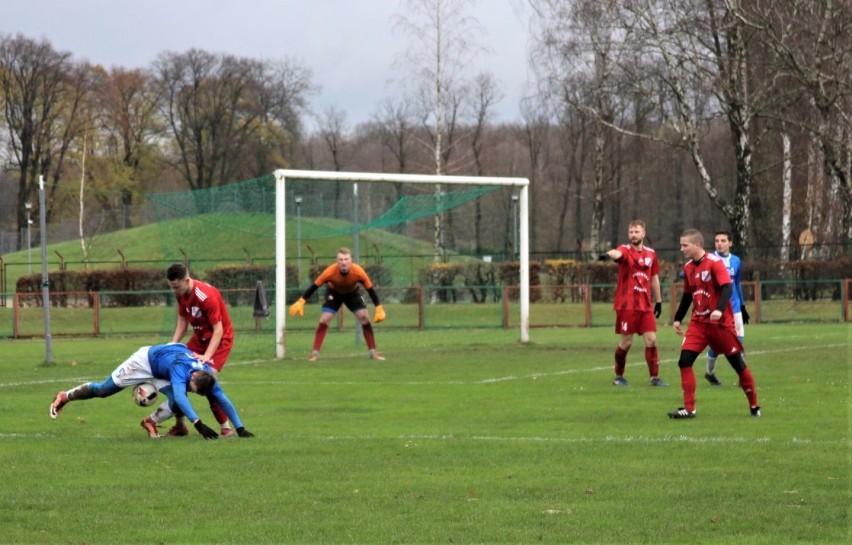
[273,169,531,359]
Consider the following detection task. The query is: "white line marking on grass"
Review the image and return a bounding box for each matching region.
[5,343,847,391]
[295,433,848,447]
[0,377,97,389]
[4,432,845,446]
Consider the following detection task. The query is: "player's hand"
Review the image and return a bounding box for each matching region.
[289,297,305,317]
[194,420,218,440]
[673,321,684,336]
[654,302,662,319]
[597,253,610,262]
[236,427,255,438]
[741,306,750,324]
[374,305,386,323]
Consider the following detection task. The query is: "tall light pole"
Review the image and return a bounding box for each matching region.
[512,193,519,260]
[295,196,302,281]
[25,202,32,274]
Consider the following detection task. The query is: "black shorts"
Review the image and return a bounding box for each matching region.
[321,289,366,314]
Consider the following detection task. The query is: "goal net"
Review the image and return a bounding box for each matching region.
[273,169,530,358]
[147,169,530,359]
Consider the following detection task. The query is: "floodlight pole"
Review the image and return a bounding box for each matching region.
[295,196,302,282]
[38,175,53,363]
[512,193,519,260]
[25,202,32,274]
[353,182,362,345]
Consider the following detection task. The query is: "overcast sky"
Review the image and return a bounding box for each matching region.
[3,0,534,128]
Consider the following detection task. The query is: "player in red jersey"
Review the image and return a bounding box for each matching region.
[668,229,760,419]
[140,263,237,437]
[289,247,385,361]
[598,220,667,387]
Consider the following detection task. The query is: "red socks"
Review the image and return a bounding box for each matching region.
[680,367,696,411]
[739,368,759,407]
[208,398,228,425]
[645,346,659,377]
[313,322,329,351]
[362,323,376,350]
[614,347,628,376]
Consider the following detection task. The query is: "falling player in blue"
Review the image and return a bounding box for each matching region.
[705,231,750,386]
[49,342,254,439]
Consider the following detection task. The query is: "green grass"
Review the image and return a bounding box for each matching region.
[1,323,850,544]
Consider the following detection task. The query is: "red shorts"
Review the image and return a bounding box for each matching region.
[614,310,657,335]
[682,320,743,356]
[187,336,233,371]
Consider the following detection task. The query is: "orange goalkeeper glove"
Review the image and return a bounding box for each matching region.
[289,297,306,317]
[373,305,386,323]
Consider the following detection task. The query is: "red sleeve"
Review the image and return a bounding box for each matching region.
[202,289,225,325]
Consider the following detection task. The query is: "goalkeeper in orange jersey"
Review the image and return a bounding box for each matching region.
[289,247,386,361]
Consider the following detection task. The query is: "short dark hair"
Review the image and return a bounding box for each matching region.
[714,230,733,241]
[191,370,217,396]
[166,263,188,281]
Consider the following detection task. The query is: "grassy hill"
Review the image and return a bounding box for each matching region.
[2,213,456,291]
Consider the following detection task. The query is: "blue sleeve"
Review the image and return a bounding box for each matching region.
[169,368,200,423]
[209,383,243,429]
[732,255,744,310]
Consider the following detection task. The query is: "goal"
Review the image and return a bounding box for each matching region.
[273,169,531,359]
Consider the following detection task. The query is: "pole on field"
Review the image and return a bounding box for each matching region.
[39,175,53,363]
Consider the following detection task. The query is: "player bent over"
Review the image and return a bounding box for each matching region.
[49,343,255,439]
[669,229,760,419]
[289,247,386,361]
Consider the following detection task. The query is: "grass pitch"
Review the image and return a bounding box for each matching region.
[1,322,849,544]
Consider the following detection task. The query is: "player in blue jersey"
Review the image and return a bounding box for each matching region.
[49,343,254,439]
[704,231,750,386]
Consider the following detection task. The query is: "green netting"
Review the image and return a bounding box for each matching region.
[145,173,501,239]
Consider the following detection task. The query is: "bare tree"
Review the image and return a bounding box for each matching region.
[0,34,87,246]
[529,0,626,253]
[468,72,504,252]
[316,105,352,217]
[153,50,315,190]
[729,0,852,247]
[93,66,163,227]
[393,0,487,260]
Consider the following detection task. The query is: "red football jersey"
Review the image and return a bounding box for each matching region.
[177,280,234,346]
[682,253,734,326]
[613,244,660,312]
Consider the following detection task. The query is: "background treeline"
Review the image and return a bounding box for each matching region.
[0,0,849,262]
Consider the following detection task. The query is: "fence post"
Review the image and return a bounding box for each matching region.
[754,280,762,324]
[13,292,19,338]
[418,286,424,331]
[92,291,100,336]
[502,285,509,329]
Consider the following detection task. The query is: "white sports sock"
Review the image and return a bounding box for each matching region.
[706,356,718,375]
[150,401,174,424]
